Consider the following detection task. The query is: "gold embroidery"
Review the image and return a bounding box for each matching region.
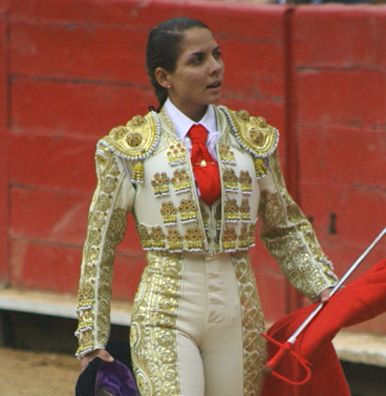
[239,170,252,194]
[225,108,279,158]
[224,198,240,222]
[254,158,268,178]
[171,169,191,194]
[160,201,177,226]
[222,224,237,251]
[185,226,205,251]
[240,198,251,222]
[137,224,152,250]
[223,168,239,192]
[248,223,257,246]
[166,143,187,167]
[151,172,170,197]
[166,228,184,252]
[131,252,182,396]
[258,152,338,300]
[218,144,235,165]
[239,224,250,249]
[75,147,129,358]
[132,161,145,183]
[232,253,267,395]
[105,112,160,161]
[150,226,166,250]
[178,198,199,223]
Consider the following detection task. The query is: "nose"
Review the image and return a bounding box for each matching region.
[209,56,223,75]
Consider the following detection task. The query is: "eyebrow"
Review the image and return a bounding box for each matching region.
[187,46,220,58]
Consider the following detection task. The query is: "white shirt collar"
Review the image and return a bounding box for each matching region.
[164,98,218,140]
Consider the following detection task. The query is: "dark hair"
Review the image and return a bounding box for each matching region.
[146,17,209,110]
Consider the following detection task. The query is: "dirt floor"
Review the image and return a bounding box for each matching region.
[0,347,79,396]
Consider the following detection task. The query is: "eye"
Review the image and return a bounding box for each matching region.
[190,54,204,65]
[213,48,221,60]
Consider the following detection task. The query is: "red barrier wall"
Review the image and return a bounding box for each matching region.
[0,0,9,284]
[0,0,385,331]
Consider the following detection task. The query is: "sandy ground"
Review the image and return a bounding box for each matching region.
[0,347,79,396]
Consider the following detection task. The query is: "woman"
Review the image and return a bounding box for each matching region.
[75,17,337,396]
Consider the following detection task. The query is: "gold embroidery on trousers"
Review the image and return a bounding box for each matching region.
[130,252,182,396]
[232,253,267,395]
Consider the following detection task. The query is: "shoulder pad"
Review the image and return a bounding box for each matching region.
[221,107,279,158]
[103,112,160,160]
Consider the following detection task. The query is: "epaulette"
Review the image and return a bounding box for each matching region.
[103,111,161,161]
[220,107,279,158]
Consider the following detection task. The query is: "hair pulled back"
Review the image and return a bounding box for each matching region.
[146,17,209,110]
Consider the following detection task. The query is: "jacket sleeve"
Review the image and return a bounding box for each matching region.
[257,150,338,301]
[75,140,135,358]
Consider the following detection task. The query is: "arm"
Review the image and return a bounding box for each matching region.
[75,140,135,359]
[258,150,338,301]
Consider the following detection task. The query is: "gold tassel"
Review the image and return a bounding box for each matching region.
[132,161,144,183]
[254,158,267,178]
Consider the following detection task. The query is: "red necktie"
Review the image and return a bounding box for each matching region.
[188,124,221,206]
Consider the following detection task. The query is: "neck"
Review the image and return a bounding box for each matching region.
[168,98,208,122]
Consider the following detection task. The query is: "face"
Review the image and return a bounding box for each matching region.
[156,27,224,121]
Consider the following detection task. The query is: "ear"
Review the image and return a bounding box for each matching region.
[155,67,172,89]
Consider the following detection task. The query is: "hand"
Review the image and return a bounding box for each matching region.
[319,287,333,303]
[80,348,114,372]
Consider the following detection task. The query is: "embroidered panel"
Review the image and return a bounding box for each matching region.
[232,253,267,396]
[130,252,182,396]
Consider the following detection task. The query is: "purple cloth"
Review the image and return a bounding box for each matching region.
[95,360,139,396]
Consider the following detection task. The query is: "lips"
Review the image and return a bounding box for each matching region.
[207,80,221,89]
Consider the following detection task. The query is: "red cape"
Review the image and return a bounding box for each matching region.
[262,259,386,396]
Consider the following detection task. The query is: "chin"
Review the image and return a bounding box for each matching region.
[208,94,222,105]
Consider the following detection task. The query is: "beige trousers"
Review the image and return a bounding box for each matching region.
[130,251,266,396]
